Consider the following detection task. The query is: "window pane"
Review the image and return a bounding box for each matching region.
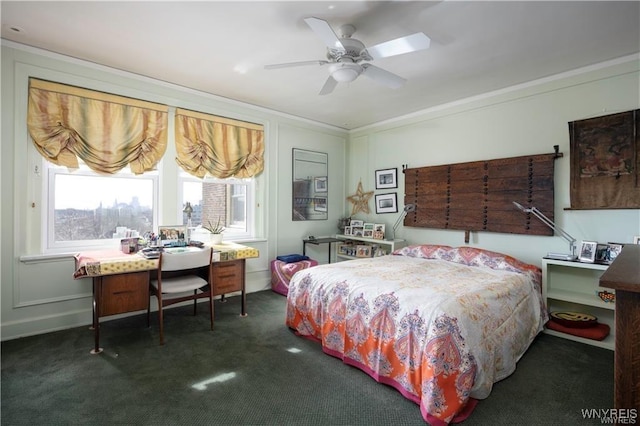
[53,174,154,242]
[182,180,249,236]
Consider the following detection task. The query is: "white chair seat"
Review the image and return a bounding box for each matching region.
[151,276,208,294]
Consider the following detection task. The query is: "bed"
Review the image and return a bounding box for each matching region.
[286,244,547,425]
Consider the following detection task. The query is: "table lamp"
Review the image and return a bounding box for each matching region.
[512,201,577,261]
[390,203,416,240]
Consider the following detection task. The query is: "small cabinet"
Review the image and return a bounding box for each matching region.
[98,271,149,316]
[335,234,406,261]
[212,259,244,296]
[542,258,613,350]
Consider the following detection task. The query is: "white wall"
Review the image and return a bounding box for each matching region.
[0,42,347,340]
[348,57,640,266]
[2,40,639,341]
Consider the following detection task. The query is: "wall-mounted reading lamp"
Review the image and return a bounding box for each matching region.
[390,203,416,240]
[512,201,577,261]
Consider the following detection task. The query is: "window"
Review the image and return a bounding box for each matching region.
[180,174,255,241]
[45,163,158,252]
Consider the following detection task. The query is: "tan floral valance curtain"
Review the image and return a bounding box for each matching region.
[174,108,264,179]
[27,78,168,175]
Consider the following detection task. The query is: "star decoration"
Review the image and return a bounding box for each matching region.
[347,181,373,215]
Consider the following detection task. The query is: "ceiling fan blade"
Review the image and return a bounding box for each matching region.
[304,17,345,51]
[361,64,406,89]
[264,60,328,70]
[365,32,431,60]
[319,76,338,95]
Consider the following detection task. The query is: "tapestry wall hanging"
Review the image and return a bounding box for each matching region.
[569,109,639,209]
[403,151,560,236]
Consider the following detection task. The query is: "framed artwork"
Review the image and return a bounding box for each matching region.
[569,109,640,209]
[314,197,327,212]
[314,176,327,193]
[578,240,598,263]
[158,225,186,244]
[375,193,398,214]
[375,168,398,189]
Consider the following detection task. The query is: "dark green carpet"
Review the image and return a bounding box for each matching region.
[1,290,613,425]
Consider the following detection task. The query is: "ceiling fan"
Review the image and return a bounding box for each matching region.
[265,17,431,95]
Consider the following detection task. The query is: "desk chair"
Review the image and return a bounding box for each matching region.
[148,247,214,345]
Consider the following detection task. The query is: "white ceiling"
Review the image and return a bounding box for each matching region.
[2,1,639,130]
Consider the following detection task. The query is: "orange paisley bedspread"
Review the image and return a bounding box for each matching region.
[286,245,545,425]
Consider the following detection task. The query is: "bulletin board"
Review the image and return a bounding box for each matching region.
[403,152,560,236]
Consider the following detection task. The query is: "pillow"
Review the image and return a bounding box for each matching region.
[276,254,310,263]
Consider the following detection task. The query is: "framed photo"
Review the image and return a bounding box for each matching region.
[314,176,327,193]
[373,230,384,240]
[363,229,374,238]
[374,224,386,234]
[363,223,375,230]
[343,226,352,236]
[351,226,364,237]
[595,244,609,264]
[607,243,623,263]
[375,168,397,189]
[578,240,598,263]
[356,245,372,258]
[158,225,186,245]
[634,236,640,244]
[350,219,364,227]
[314,197,327,212]
[375,193,398,214]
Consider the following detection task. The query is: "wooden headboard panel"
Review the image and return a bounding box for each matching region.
[403,152,561,236]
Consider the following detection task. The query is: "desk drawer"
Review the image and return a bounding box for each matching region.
[99,272,149,316]
[213,260,243,295]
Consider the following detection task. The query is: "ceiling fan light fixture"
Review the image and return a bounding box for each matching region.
[329,62,362,83]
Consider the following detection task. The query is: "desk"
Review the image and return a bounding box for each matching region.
[74,242,259,354]
[302,237,341,263]
[599,244,640,412]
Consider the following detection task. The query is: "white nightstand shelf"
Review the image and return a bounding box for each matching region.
[335,235,406,261]
[542,258,614,350]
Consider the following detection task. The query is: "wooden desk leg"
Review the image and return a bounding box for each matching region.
[91,277,103,355]
[240,260,247,317]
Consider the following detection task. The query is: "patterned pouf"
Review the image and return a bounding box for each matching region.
[270,258,318,296]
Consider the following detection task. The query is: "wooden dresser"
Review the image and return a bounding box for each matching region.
[599,244,640,411]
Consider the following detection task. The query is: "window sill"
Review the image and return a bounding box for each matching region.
[20,252,78,264]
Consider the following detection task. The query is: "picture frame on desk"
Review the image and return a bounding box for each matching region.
[158,225,186,245]
[578,240,597,263]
